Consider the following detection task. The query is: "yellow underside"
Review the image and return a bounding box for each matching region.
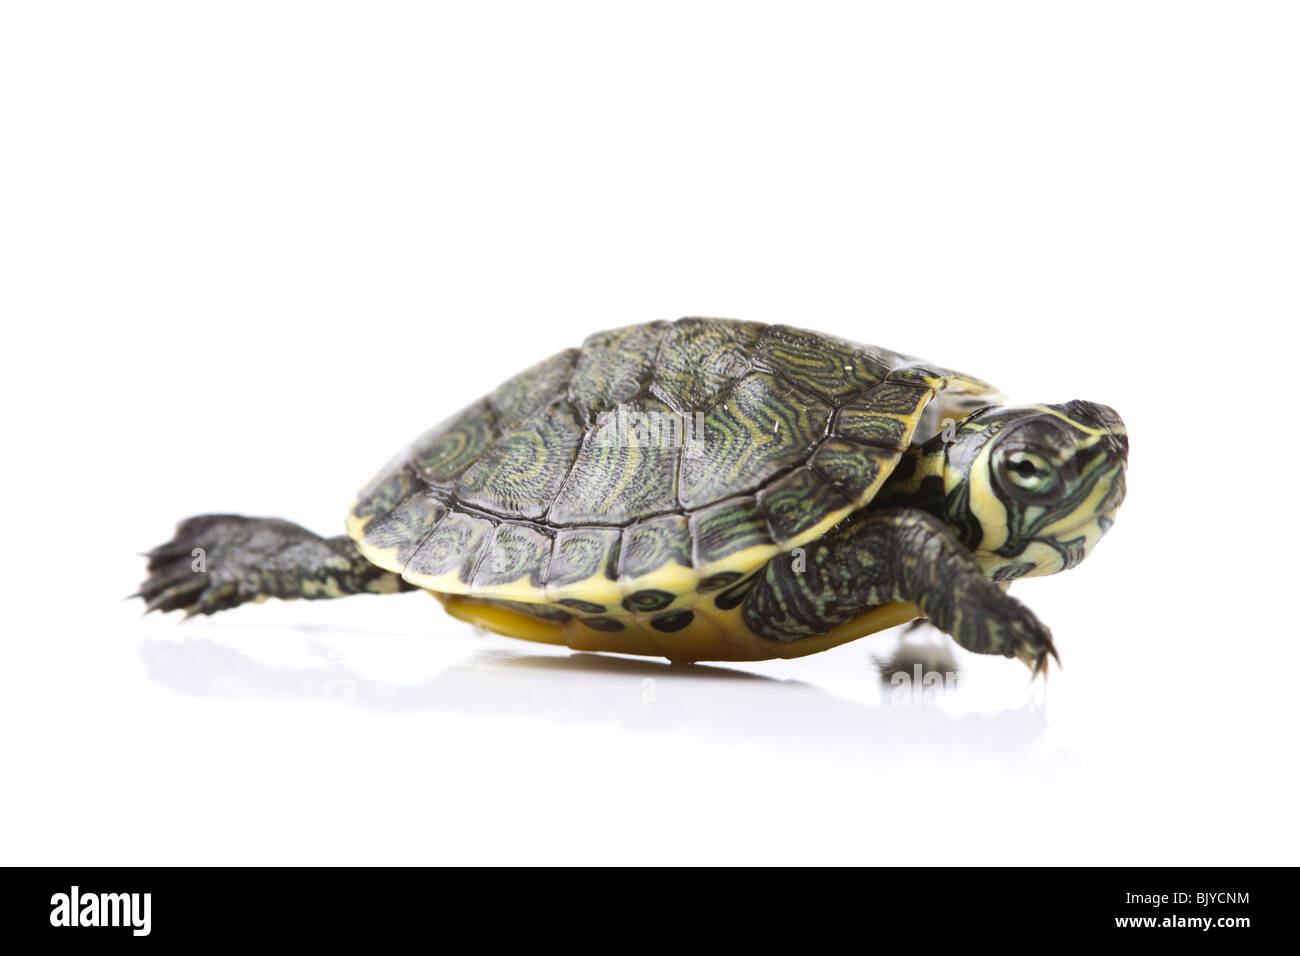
[436,590,923,663]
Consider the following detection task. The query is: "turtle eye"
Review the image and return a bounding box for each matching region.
[997,450,1059,498]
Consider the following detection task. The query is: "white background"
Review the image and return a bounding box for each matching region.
[2,2,1297,865]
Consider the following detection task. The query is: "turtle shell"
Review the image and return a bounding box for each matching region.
[346,318,989,651]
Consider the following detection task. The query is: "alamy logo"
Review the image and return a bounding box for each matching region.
[49,885,151,936]
[593,405,707,458]
[889,663,959,707]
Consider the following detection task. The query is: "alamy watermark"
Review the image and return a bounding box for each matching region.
[593,405,707,458]
[50,886,151,936]
[887,662,959,707]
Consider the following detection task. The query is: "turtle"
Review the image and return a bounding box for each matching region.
[137,318,1128,673]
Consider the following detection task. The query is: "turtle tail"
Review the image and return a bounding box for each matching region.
[135,514,415,617]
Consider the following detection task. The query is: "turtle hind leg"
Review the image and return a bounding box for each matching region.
[136,514,415,617]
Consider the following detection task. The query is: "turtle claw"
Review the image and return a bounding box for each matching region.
[134,516,257,618]
[1000,605,1058,681]
[135,562,210,616]
[1025,639,1060,682]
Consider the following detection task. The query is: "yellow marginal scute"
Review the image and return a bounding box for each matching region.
[544,570,623,609]
[695,541,780,582]
[618,560,698,604]
[465,575,550,604]
[400,567,475,593]
[344,505,368,540]
[344,501,411,579]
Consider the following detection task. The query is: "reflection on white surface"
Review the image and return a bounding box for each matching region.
[1,552,1289,866]
[138,629,1065,777]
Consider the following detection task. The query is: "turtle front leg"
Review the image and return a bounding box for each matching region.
[743,508,1058,674]
[136,515,416,617]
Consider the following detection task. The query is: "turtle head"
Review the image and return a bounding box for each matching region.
[938,400,1128,581]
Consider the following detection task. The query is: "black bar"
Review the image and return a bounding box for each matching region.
[7,867,1286,943]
